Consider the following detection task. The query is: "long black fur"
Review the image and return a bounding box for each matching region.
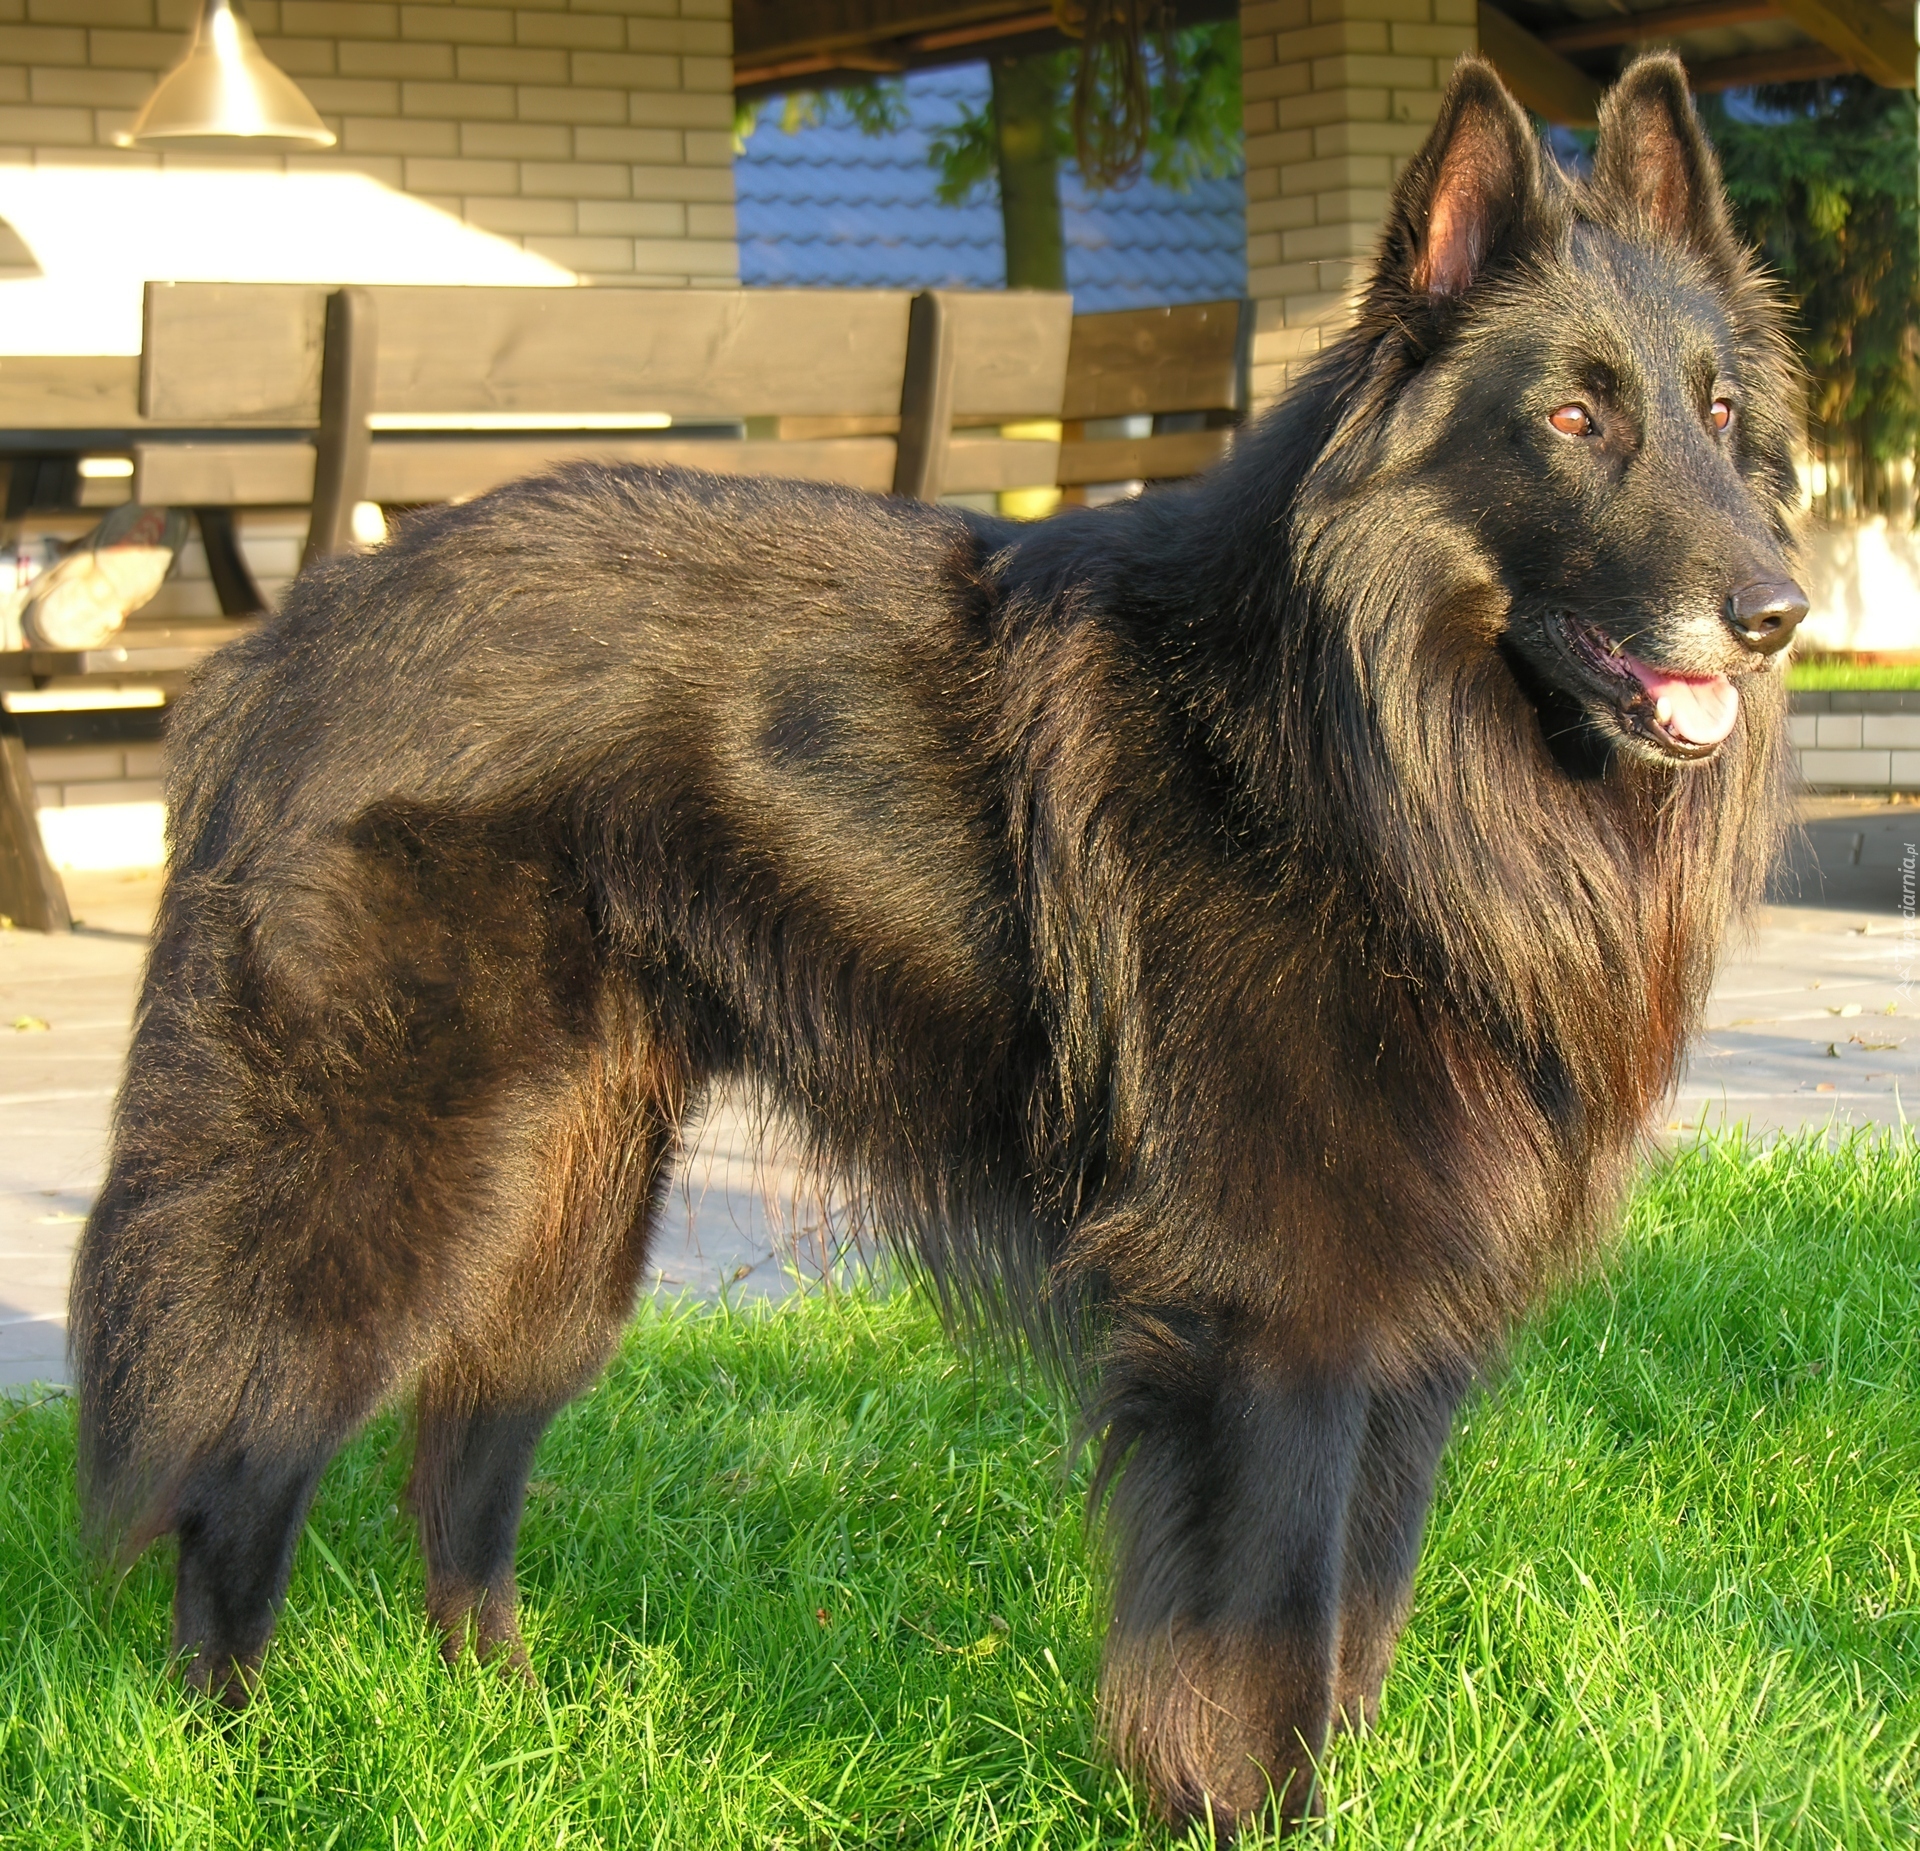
[71,56,1803,1835]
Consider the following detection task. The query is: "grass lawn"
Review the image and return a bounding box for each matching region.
[1787,661,1920,691]
[3,1134,1917,1848]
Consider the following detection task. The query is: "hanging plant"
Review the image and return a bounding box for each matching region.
[1054,0,1181,189]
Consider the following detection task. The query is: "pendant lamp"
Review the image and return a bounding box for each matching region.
[118,0,336,152]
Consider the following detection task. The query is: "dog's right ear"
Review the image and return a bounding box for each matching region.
[1377,57,1542,303]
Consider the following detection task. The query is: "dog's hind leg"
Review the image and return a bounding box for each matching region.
[117,1098,503,1701]
[409,1004,690,1673]
[412,1397,563,1674]
[76,1004,448,1698]
[1331,1367,1467,1733]
[80,1150,437,1704]
[167,1422,341,1703]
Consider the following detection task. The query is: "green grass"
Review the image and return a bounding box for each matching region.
[3,1134,1918,1848]
[1787,660,1920,691]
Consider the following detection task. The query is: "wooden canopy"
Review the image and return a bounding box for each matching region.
[735,0,1230,94]
[733,0,1917,121]
[1478,0,1916,123]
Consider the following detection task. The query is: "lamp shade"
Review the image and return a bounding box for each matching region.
[0,216,39,276]
[120,0,336,151]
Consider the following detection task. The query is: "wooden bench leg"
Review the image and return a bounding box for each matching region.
[302,285,378,571]
[0,709,71,933]
[194,506,266,616]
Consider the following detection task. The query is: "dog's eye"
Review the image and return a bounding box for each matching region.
[1710,399,1733,432]
[1548,404,1594,437]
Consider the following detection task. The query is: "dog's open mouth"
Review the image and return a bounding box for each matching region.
[1561,618,1738,759]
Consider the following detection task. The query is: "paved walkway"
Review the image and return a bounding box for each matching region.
[1679,797,1920,1136]
[6,796,1918,1388]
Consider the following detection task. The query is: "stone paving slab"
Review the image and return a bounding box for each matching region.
[6,800,1917,1389]
[0,876,152,1392]
[1674,908,1920,1137]
[1678,797,1920,1137]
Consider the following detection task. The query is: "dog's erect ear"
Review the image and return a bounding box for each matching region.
[1380,57,1541,300]
[1591,54,1736,263]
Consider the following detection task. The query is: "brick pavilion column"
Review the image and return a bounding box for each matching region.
[1240,0,1477,408]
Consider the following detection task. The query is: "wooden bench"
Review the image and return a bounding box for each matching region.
[133,283,1073,567]
[1058,298,1252,496]
[1,283,1073,930]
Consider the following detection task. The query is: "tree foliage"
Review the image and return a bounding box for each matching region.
[1700,81,1919,519]
[734,80,908,152]
[738,24,1243,203]
[925,24,1242,204]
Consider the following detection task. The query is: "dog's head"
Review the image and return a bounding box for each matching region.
[1352,54,1803,771]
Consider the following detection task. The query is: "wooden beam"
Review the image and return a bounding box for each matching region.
[1688,42,1857,84]
[892,289,955,500]
[733,0,1026,63]
[303,286,376,568]
[943,430,1062,492]
[0,619,254,677]
[942,288,1075,420]
[134,436,909,504]
[1477,4,1604,124]
[1769,0,1915,86]
[133,442,315,504]
[0,356,141,429]
[1541,1,1780,52]
[142,284,922,425]
[912,8,1054,51]
[732,0,1228,75]
[734,49,906,83]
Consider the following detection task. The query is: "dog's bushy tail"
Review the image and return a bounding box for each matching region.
[67,872,264,1557]
[70,636,309,1557]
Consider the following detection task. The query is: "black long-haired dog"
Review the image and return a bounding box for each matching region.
[72,55,1803,1835]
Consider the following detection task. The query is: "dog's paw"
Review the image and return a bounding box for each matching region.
[432,1589,538,1688]
[175,1639,266,1711]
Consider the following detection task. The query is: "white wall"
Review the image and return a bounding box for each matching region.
[1799,519,1920,656]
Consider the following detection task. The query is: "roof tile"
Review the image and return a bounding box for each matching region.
[735,65,1246,310]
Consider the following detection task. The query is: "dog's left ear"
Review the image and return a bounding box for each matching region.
[1591,54,1737,265]
[1377,57,1542,302]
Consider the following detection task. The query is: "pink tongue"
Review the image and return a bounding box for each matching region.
[1620,655,1739,746]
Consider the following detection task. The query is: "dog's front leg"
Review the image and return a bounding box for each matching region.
[1333,1367,1467,1733]
[1095,1315,1368,1839]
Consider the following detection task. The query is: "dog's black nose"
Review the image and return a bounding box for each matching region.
[1723,577,1809,654]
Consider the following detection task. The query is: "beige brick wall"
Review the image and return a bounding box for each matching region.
[27,738,165,809]
[1241,0,1475,405]
[0,0,738,285]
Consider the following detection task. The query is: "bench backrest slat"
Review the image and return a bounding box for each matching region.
[1057,298,1250,489]
[1060,299,1247,423]
[142,283,925,425]
[133,434,908,506]
[946,290,1077,423]
[131,428,1064,507]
